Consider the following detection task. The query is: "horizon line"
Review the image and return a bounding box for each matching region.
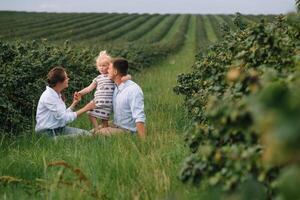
[0,9,295,15]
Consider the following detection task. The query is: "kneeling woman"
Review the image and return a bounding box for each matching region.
[35,67,95,137]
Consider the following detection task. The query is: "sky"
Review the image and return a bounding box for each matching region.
[0,0,297,14]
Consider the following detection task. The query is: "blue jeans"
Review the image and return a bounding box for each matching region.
[38,126,91,137]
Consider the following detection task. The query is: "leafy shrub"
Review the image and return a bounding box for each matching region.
[175,11,300,198]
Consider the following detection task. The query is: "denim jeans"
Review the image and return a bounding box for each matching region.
[38,126,91,138]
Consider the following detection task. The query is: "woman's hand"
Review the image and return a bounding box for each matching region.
[69,92,82,110]
[73,92,82,102]
[84,100,96,111]
[76,101,96,117]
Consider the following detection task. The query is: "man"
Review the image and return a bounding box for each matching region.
[99,58,146,138]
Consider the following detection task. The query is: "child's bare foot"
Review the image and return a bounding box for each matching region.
[102,120,109,128]
[101,124,109,128]
[89,115,99,133]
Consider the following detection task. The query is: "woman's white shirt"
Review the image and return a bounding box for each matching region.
[35,86,77,132]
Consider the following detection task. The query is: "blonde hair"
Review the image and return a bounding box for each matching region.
[96,50,112,66]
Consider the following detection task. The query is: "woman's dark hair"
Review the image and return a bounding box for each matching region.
[47,66,67,101]
[112,58,128,76]
[47,67,66,88]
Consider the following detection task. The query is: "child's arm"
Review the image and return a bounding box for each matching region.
[121,74,132,82]
[78,82,97,96]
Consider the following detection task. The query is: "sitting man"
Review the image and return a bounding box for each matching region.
[99,58,146,138]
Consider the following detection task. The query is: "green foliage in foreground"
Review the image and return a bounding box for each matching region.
[175,12,300,199]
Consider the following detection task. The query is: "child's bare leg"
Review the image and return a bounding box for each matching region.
[101,119,109,128]
[89,115,99,132]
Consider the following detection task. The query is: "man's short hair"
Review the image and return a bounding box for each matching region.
[112,58,128,76]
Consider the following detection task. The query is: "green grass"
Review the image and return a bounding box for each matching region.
[2,14,93,40]
[119,14,167,42]
[56,14,127,42]
[196,15,210,50]
[138,15,179,43]
[0,15,208,200]
[202,15,218,43]
[159,15,185,43]
[60,14,138,41]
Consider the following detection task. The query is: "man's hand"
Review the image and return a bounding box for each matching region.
[121,74,132,82]
[136,122,146,138]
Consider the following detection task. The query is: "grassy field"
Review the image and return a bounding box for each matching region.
[0,15,210,200]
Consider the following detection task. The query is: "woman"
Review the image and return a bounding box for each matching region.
[35,66,96,137]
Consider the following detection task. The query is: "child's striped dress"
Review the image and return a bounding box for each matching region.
[88,74,115,120]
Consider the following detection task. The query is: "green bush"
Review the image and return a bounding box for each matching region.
[175,12,300,198]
